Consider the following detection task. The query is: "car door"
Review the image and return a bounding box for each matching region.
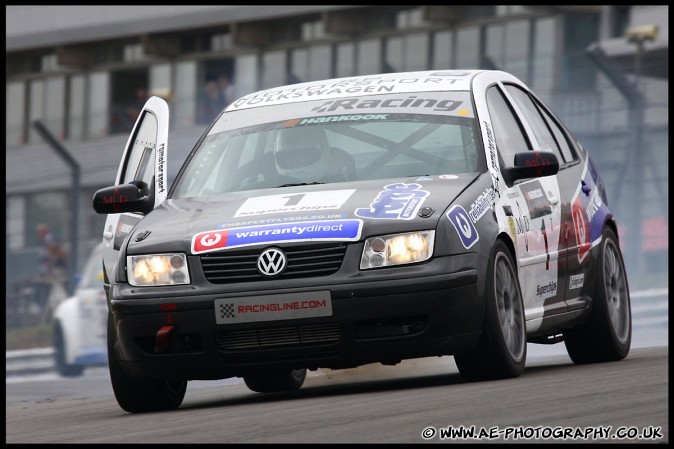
[101,96,169,283]
[484,84,565,328]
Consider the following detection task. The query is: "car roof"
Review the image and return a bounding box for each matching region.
[227,69,501,112]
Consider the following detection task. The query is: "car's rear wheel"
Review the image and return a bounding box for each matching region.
[53,322,84,377]
[455,239,526,381]
[244,369,307,393]
[564,227,631,364]
[107,313,187,413]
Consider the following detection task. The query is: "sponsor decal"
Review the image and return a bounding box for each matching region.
[157,142,165,194]
[311,96,463,113]
[507,191,520,199]
[520,180,552,219]
[569,274,584,290]
[295,114,389,125]
[218,213,348,229]
[192,219,363,254]
[113,215,141,251]
[483,121,501,198]
[215,291,332,324]
[515,201,529,252]
[468,188,496,223]
[438,174,459,180]
[103,188,128,213]
[536,280,558,299]
[447,205,479,249]
[230,76,465,109]
[572,197,590,263]
[354,183,429,220]
[234,190,355,218]
[503,206,517,241]
[585,188,603,223]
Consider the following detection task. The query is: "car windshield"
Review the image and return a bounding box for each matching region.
[172,91,480,198]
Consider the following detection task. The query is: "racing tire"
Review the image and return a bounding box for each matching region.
[455,239,527,381]
[54,322,85,377]
[244,369,307,393]
[107,313,187,413]
[564,228,631,364]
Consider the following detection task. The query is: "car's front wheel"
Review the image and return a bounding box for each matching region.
[107,313,187,413]
[244,369,307,393]
[455,239,526,381]
[564,227,631,364]
[53,322,84,377]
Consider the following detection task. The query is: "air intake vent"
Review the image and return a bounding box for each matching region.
[201,243,346,284]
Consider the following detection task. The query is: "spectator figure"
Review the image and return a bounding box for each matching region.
[218,74,236,107]
[199,79,225,124]
[34,224,68,323]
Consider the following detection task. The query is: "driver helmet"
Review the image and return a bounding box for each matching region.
[274,126,331,182]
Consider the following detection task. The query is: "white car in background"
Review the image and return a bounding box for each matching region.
[53,243,108,377]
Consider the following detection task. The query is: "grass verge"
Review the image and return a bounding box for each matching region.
[6,323,53,351]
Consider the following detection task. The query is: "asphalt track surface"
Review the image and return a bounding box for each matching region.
[5,346,668,443]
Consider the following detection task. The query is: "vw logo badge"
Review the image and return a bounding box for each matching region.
[257,248,287,276]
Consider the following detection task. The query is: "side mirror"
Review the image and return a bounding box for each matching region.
[502,151,559,185]
[92,181,154,215]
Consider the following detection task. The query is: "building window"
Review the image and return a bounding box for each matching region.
[561,14,599,90]
[174,61,198,129]
[357,38,381,75]
[261,50,287,90]
[6,81,26,146]
[531,17,557,91]
[455,26,481,69]
[6,196,26,251]
[67,74,86,141]
[432,30,454,70]
[385,33,430,73]
[234,54,258,100]
[27,79,44,144]
[44,76,66,139]
[109,68,149,134]
[336,42,355,78]
[86,71,110,138]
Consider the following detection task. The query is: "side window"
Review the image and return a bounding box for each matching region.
[534,99,577,163]
[486,85,531,167]
[120,111,157,186]
[504,85,564,163]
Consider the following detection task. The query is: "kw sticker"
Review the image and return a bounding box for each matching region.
[354,183,429,220]
[447,205,479,249]
[192,219,363,254]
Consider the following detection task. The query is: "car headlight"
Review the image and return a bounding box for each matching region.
[127,254,191,286]
[360,230,435,269]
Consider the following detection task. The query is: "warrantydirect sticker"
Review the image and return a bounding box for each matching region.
[354,183,429,220]
[192,219,363,254]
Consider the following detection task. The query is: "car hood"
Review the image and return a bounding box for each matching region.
[126,174,478,255]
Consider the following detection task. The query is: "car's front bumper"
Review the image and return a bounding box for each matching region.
[110,253,485,381]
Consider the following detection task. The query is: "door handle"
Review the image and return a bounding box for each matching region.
[548,195,559,205]
[103,231,113,240]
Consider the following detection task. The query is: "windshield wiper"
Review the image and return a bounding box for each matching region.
[276,182,325,188]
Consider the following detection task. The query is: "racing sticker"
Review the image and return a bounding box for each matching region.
[113,215,141,251]
[446,205,479,249]
[215,290,332,324]
[354,183,429,220]
[468,188,496,223]
[192,219,363,254]
[234,190,355,218]
[520,180,552,219]
[569,273,585,290]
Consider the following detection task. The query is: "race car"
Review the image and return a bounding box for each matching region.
[93,69,631,413]
[53,242,107,377]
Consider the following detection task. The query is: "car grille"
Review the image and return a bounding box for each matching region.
[200,243,347,284]
[215,323,342,350]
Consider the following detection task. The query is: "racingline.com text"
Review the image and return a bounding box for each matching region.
[420,425,663,441]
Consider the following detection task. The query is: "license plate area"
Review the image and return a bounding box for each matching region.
[214,290,332,324]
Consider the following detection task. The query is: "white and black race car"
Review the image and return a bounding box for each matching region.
[93,70,631,413]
